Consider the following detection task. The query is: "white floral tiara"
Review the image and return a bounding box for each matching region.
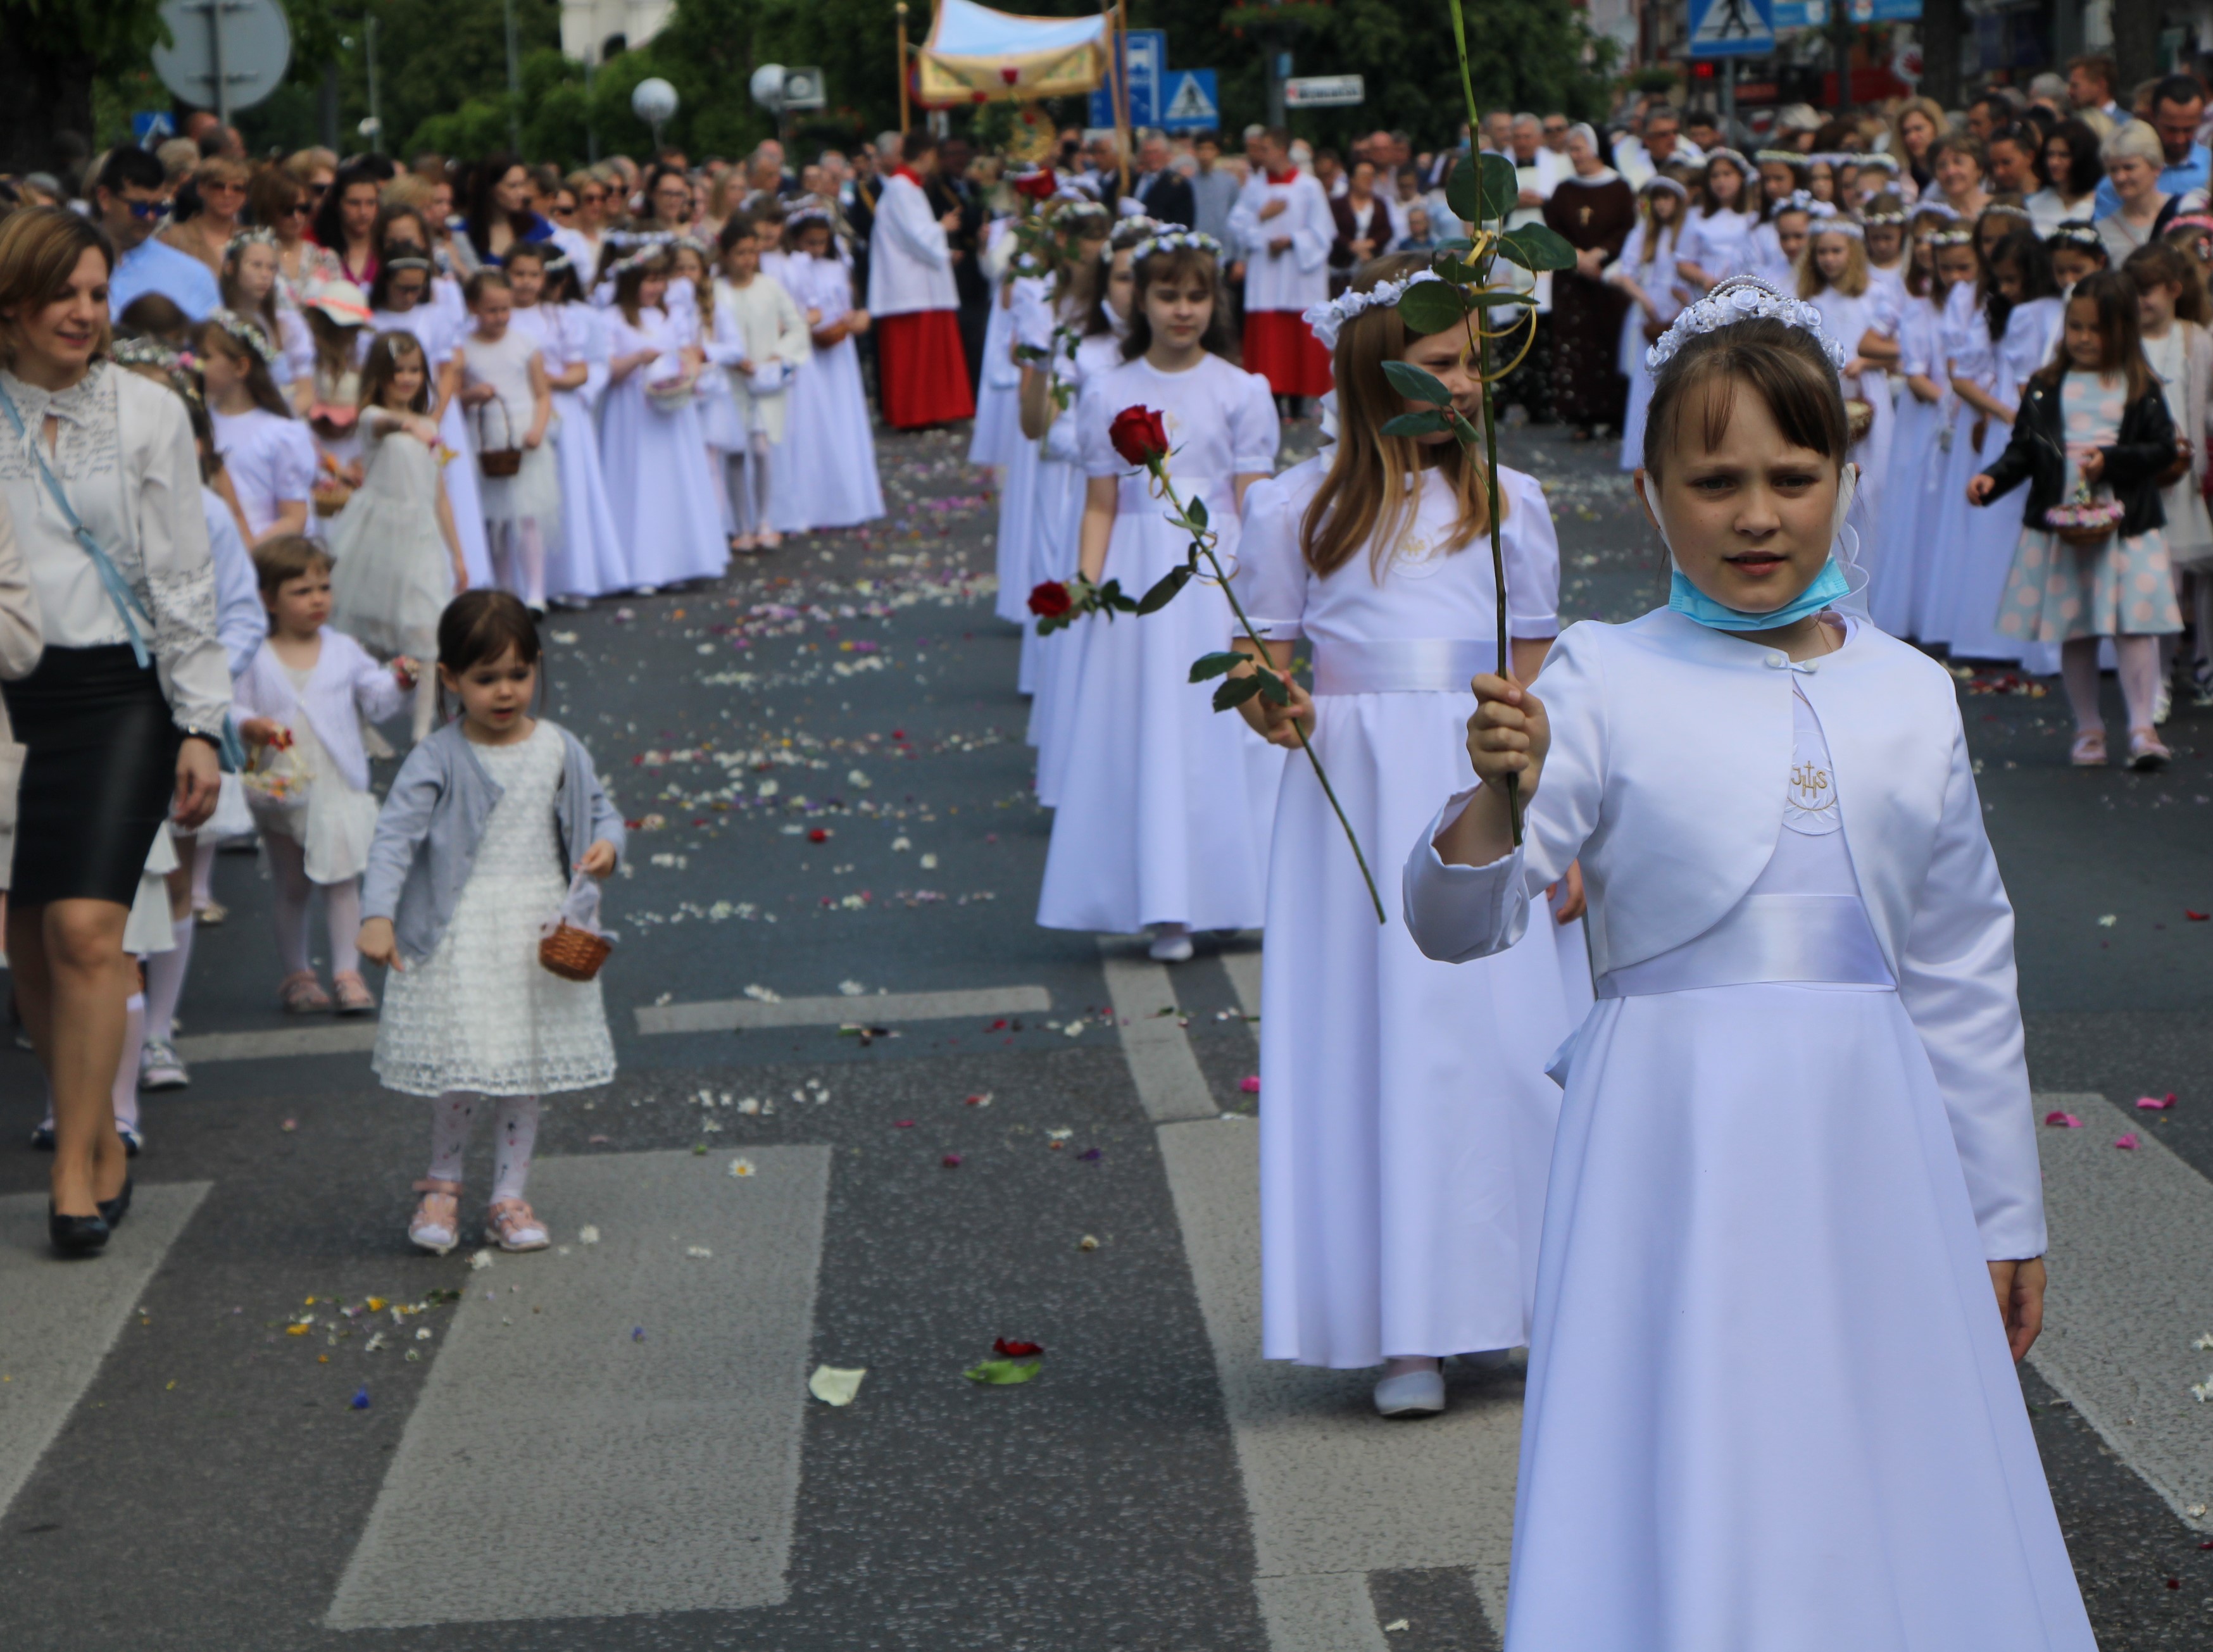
[1810,217,1865,239]
[1645,275,1848,375]
[224,226,280,259]
[1131,229,1222,263]
[206,306,279,366]
[1301,270,1445,351]
[1102,216,1161,260]
[1703,147,1752,174]
[1755,149,1806,166]
[785,206,833,231]
[1928,227,1977,247]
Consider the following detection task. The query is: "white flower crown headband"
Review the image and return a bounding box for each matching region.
[1300,270,1445,352]
[206,307,279,366]
[1810,217,1865,239]
[225,226,280,259]
[1928,227,1977,248]
[1101,216,1162,261]
[1131,229,1222,263]
[1645,275,1848,375]
[785,206,833,231]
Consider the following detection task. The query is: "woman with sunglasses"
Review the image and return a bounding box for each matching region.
[161,156,252,278]
[558,170,615,277]
[249,165,339,296]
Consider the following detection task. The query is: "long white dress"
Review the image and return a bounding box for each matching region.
[1916,285,1998,646]
[1808,281,1898,530]
[510,301,629,601]
[1403,609,2095,1652]
[366,304,492,591]
[1034,353,1285,934]
[968,240,1025,471]
[1869,292,1950,636]
[1674,205,1755,295]
[459,325,562,537]
[1240,455,1589,1366]
[373,722,616,1098]
[1945,296,2064,662]
[1612,220,1686,472]
[327,411,455,659]
[768,254,886,534]
[992,273,1058,648]
[1028,327,1124,805]
[210,407,317,538]
[595,304,730,588]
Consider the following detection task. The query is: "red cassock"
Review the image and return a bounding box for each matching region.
[875,310,975,429]
[1242,312,1334,398]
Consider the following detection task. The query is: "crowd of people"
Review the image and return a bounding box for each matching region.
[0,53,2192,1649]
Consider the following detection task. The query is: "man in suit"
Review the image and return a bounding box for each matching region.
[1130,129,1196,228]
[930,136,992,390]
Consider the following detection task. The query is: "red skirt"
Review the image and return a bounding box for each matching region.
[876,310,976,429]
[1242,311,1334,397]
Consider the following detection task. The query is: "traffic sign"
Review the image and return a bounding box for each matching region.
[1089,28,1166,128]
[151,0,292,122]
[781,67,827,111]
[1158,70,1219,132]
[132,111,177,145]
[1283,74,1365,108]
[1687,0,1773,58]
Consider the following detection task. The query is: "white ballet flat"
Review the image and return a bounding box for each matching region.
[1148,929,1194,963]
[1374,1369,1447,1418]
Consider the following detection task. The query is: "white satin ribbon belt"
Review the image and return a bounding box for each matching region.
[1312,637,1497,696]
[1595,893,1895,999]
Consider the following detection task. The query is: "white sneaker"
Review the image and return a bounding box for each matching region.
[1148,925,1194,963]
[1374,1368,1447,1417]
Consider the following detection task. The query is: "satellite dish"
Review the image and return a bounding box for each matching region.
[631,77,680,127]
[749,64,787,111]
[151,0,292,122]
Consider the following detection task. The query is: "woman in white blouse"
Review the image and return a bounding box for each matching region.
[0,207,230,1256]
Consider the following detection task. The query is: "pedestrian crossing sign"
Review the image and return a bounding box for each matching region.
[1688,0,1774,56]
[1160,70,1220,132]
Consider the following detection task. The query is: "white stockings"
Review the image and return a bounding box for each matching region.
[265,832,361,979]
[427,1092,542,1201]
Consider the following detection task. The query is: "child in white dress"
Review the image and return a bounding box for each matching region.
[220,230,310,399]
[358,591,623,1256]
[767,211,886,534]
[1976,271,2184,768]
[1672,149,1755,297]
[1918,230,1994,644]
[592,241,730,590]
[1236,257,1589,1417]
[367,236,494,591]
[200,310,315,545]
[1800,220,1900,526]
[1610,177,1690,471]
[234,537,414,1015]
[329,331,468,742]
[1408,278,2095,1652]
[708,215,811,553]
[2124,242,2213,698]
[458,269,560,611]
[1033,230,1284,959]
[1869,210,1959,635]
[506,246,629,603]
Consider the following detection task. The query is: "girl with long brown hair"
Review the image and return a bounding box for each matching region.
[197,310,313,548]
[1225,252,1584,1417]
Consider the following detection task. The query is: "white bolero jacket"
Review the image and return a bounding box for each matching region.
[1403,608,2045,1260]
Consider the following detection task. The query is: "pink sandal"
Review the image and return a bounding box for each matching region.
[409,1179,463,1255]
[2128,727,2172,772]
[332,972,378,1015]
[2069,730,2107,768]
[280,970,332,1013]
[484,1197,550,1252]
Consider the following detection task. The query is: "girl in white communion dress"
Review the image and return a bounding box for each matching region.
[1403,279,2095,1652]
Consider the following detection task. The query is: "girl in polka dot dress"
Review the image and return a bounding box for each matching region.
[1971,271,2181,769]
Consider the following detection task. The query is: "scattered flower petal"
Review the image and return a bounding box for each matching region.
[941,1153,963,1168]
[579,1225,601,1244]
[1239,1075,1261,1093]
[2043,1111,2083,1129]
[809,1364,867,1406]
[2114,1134,2140,1150]
[2136,1093,2177,1110]
[993,1338,1044,1358]
[350,1386,370,1410]
[963,1357,1043,1386]
[729,1157,755,1177]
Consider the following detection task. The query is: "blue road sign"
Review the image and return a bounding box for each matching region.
[1158,70,1220,132]
[133,111,177,144]
[1089,28,1167,128]
[1688,0,1774,57]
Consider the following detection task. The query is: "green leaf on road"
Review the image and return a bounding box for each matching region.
[1189,651,1244,683]
[964,1358,1043,1386]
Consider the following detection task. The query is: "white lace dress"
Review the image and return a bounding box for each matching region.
[372,725,615,1098]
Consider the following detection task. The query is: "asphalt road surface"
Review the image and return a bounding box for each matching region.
[4,421,2212,1651]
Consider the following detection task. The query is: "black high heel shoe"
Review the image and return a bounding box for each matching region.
[98,1177,134,1230]
[48,1205,111,1256]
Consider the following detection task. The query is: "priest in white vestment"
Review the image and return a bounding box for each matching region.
[1227,127,1336,403]
[866,130,976,429]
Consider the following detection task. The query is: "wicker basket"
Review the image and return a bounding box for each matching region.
[2052,522,2117,548]
[311,479,355,518]
[539,922,612,982]
[476,398,523,479]
[1845,398,1873,444]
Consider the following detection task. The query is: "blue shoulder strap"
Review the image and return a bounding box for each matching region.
[0,378,154,668]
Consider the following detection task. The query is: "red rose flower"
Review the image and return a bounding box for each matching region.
[993,1338,1044,1358]
[1026,580,1073,618]
[1108,404,1170,468]
[1012,168,1058,201]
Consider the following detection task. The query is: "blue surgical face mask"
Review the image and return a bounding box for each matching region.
[1656,463,1858,632]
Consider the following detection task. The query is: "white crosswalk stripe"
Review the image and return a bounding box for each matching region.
[0,1182,211,1520]
[325,1146,831,1628]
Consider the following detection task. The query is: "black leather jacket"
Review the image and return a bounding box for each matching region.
[1976,372,2176,537]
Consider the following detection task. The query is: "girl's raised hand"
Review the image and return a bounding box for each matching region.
[576,839,618,879]
[1965,473,1995,506]
[239,716,284,747]
[1465,672,1550,799]
[391,656,419,688]
[356,916,401,971]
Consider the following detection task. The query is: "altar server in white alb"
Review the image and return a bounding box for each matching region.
[866,130,976,430]
[1034,231,1283,960]
[1235,258,1589,1418]
[1228,127,1336,407]
[1403,278,2094,1651]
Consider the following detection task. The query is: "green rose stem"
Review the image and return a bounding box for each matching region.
[1144,458,1389,925]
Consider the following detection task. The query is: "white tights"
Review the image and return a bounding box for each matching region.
[490,517,546,609]
[2059,635,2160,735]
[427,1092,541,1201]
[265,831,362,978]
[410,672,439,744]
[724,434,774,538]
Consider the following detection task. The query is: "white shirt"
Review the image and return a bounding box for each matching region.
[1227,170,1334,312]
[866,172,956,316]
